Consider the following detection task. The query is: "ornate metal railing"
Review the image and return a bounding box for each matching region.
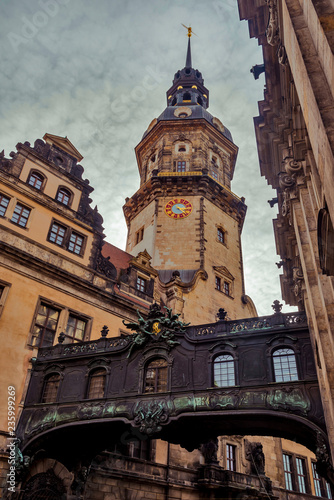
[190,311,307,338]
[36,311,307,360]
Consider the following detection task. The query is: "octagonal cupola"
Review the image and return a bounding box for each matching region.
[166,32,209,109]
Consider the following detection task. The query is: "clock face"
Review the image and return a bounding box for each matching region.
[165,198,193,219]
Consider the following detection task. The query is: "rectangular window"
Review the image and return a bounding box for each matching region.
[296,457,307,493]
[283,454,294,491]
[136,227,144,244]
[224,281,230,295]
[11,203,31,227]
[68,231,84,255]
[49,222,66,246]
[212,170,218,180]
[312,462,332,498]
[215,276,221,291]
[64,314,87,343]
[217,228,224,243]
[226,444,236,471]
[136,276,146,293]
[177,161,186,172]
[312,462,323,497]
[0,194,10,217]
[31,303,60,348]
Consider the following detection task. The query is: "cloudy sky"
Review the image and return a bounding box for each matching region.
[0,0,295,316]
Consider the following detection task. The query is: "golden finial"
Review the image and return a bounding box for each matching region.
[181,24,198,38]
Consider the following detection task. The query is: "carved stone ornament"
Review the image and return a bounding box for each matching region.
[316,431,334,487]
[245,440,266,475]
[200,439,219,464]
[278,43,288,65]
[278,172,295,190]
[134,400,169,435]
[96,252,117,280]
[123,303,190,357]
[281,191,291,219]
[292,267,304,301]
[265,0,280,46]
[283,156,303,177]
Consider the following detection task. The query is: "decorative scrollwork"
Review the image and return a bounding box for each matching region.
[123,303,189,357]
[63,343,98,355]
[230,319,271,333]
[134,400,169,435]
[265,0,280,46]
[196,326,216,336]
[278,43,288,65]
[283,156,303,177]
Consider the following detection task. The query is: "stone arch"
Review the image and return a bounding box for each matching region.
[20,459,72,500]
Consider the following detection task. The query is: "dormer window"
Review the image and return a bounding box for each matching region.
[56,187,72,206]
[28,171,44,190]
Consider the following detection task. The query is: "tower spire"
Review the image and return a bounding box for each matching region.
[186,37,192,69]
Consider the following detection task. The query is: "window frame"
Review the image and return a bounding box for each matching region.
[0,193,11,218]
[136,276,147,293]
[144,358,169,394]
[64,313,87,343]
[30,302,61,348]
[312,461,333,498]
[272,347,299,382]
[10,202,31,228]
[86,368,107,399]
[47,219,86,257]
[177,160,186,172]
[41,372,61,403]
[29,298,92,349]
[56,186,73,207]
[226,443,237,471]
[215,276,221,291]
[27,170,46,191]
[135,227,144,245]
[213,353,236,388]
[217,227,225,244]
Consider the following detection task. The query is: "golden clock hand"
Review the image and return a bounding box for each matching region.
[176,205,186,213]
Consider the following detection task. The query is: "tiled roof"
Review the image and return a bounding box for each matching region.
[102,242,132,272]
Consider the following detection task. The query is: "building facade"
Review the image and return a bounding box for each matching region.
[0,27,332,500]
[237,0,334,461]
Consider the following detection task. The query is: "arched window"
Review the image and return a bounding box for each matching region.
[56,187,72,206]
[214,354,235,387]
[197,96,203,106]
[42,373,60,403]
[183,92,191,101]
[28,171,44,190]
[144,358,168,393]
[273,348,298,382]
[87,368,106,399]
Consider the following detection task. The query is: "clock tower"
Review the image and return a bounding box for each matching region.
[124,35,256,324]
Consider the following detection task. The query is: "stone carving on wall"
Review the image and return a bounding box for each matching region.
[265,0,280,46]
[123,303,189,357]
[292,266,304,304]
[134,400,169,434]
[278,43,288,65]
[200,439,219,464]
[316,431,334,487]
[245,440,266,475]
[96,252,117,280]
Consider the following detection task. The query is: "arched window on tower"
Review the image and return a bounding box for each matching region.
[273,348,298,382]
[41,373,60,403]
[197,96,203,106]
[213,354,235,387]
[87,368,106,399]
[183,92,191,102]
[144,358,168,393]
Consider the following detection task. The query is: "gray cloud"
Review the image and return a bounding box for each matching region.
[0,0,295,316]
